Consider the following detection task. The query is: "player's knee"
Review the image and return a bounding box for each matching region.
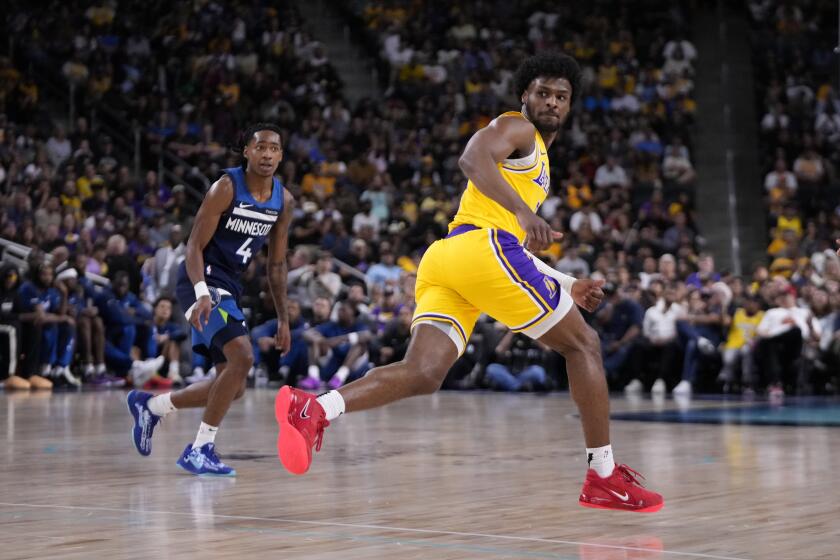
[409,360,447,395]
[228,349,254,376]
[580,325,601,356]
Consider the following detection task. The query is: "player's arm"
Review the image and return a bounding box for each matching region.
[325,330,374,348]
[458,115,557,250]
[266,190,295,353]
[185,175,234,331]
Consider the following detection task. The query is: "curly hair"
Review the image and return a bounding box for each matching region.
[238,122,283,151]
[513,52,582,103]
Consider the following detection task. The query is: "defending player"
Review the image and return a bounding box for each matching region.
[127,124,293,476]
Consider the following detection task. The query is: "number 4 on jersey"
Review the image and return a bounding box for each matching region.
[236,237,254,264]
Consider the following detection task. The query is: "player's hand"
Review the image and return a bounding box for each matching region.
[516,209,562,252]
[571,278,606,312]
[190,296,212,332]
[275,320,291,355]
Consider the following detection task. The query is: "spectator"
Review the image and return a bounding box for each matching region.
[629,283,684,394]
[252,299,309,385]
[100,271,163,384]
[718,294,764,393]
[300,300,372,390]
[756,288,821,398]
[485,328,552,392]
[148,297,187,387]
[764,158,798,203]
[0,264,39,389]
[366,244,402,288]
[45,125,72,168]
[673,288,726,395]
[305,251,342,304]
[593,155,629,189]
[13,262,64,389]
[555,245,590,277]
[375,305,413,366]
[595,284,643,383]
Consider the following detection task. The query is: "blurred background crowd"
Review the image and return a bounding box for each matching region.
[0,0,838,397]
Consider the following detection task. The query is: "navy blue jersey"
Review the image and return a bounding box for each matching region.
[15,281,56,313]
[186,167,284,300]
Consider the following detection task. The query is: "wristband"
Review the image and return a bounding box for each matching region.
[194,281,210,299]
[348,332,359,345]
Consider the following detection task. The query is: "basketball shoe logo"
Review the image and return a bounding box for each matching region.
[608,489,630,501]
[300,399,312,419]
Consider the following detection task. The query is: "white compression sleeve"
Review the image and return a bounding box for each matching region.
[524,249,577,293]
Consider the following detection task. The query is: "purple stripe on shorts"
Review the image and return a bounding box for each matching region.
[493,229,561,312]
[447,224,480,238]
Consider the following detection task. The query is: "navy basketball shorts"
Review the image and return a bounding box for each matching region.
[176,283,248,366]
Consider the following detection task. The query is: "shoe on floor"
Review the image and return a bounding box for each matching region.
[651,378,666,395]
[297,376,321,391]
[176,443,236,477]
[143,374,174,390]
[579,464,664,513]
[672,380,692,396]
[28,374,53,390]
[4,375,31,390]
[623,379,643,394]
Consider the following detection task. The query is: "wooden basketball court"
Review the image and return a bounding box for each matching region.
[1,389,836,559]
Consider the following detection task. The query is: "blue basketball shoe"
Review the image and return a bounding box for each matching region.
[176,443,237,477]
[127,390,160,456]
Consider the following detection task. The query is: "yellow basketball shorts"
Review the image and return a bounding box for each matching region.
[412,225,574,355]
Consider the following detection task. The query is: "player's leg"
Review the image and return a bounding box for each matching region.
[534,291,663,512]
[467,229,662,512]
[274,323,459,474]
[200,335,252,425]
[77,315,94,377]
[538,307,609,448]
[91,316,107,376]
[55,322,80,386]
[173,336,249,476]
[275,233,481,474]
[338,324,459,411]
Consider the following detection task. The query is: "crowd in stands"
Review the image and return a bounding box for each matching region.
[745,0,840,396]
[0,0,837,397]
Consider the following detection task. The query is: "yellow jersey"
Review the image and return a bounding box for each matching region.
[724,308,764,350]
[449,111,551,244]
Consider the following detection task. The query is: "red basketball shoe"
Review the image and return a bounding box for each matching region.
[274,385,329,475]
[579,464,664,513]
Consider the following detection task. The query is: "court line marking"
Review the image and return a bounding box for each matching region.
[0,501,750,560]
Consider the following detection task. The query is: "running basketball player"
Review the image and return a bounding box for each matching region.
[275,54,663,512]
[127,124,293,476]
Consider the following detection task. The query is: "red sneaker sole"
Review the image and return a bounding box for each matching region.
[578,500,664,513]
[274,386,311,475]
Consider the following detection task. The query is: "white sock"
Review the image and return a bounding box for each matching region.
[316,390,345,421]
[96,363,106,374]
[148,393,177,418]
[307,364,320,380]
[193,422,218,449]
[334,365,350,382]
[168,361,179,377]
[586,444,615,478]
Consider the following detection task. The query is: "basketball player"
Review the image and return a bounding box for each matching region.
[127,124,293,476]
[275,54,663,512]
